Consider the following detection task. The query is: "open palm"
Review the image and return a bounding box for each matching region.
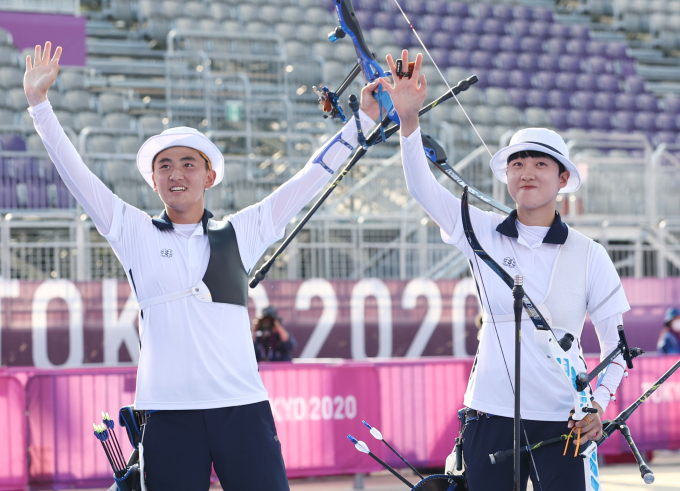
[24,42,62,108]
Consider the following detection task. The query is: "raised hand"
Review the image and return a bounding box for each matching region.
[359,79,381,122]
[24,42,62,108]
[379,50,427,138]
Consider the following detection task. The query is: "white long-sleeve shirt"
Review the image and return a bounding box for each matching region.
[401,127,630,420]
[30,99,375,410]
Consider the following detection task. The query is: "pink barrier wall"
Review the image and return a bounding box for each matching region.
[0,356,678,489]
[0,375,27,491]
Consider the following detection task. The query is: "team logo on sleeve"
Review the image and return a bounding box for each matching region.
[160,249,173,258]
[503,257,516,268]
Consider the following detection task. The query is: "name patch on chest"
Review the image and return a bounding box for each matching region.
[160,249,173,258]
[503,257,516,268]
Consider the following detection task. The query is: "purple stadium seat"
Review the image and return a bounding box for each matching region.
[655,114,677,131]
[583,56,610,74]
[426,1,447,16]
[533,8,553,22]
[28,183,49,209]
[521,38,543,54]
[653,132,676,145]
[664,94,680,112]
[455,34,479,51]
[566,40,589,56]
[571,92,596,110]
[374,12,395,29]
[635,112,657,132]
[57,181,73,208]
[463,18,485,34]
[486,69,508,88]
[0,159,17,182]
[569,25,590,40]
[598,75,620,92]
[495,52,518,70]
[532,22,552,38]
[392,31,412,47]
[507,20,531,37]
[445,2,469,18]
[498,36,522,53]
[483,19,505,36]
[526,89,549,108]
[448,50,471,68]
[617,60,636,77]
[0,184,17,208]
[576,73,599,91]
[517,53,538,71]
[475,4,494,19]
[606,43,628,59]
[414,31,435,47]
[548,90,571,109]
[615,93,637,111]
[507,88,527,108]
[22,159,47,182]
[587,42,607,57]
[429,49,449,67]
[544,39,567,55]
[559,55,582,73]
[470,51,494,68]
[1,135,26,151]
[492,4,514,20]
[556,73,578,91]
[567,110,590,129]
[470,68,488,88]
[404,0,427,15]
[637,94,659,112]
[433,32,456,49]
[551,24,571,38]
[532,72,557,90]
[537,54,560,71]
[355,0,381,11]
[624,76,646,94]
[509,70,532,89]
[441,17,465,32]
[413,15,438,31]
[549,109,568,129]
[512,6,533,21]
[594,93,617,111]
[589,110,612,130]
[611,111,636,131]
[479,34,501,52]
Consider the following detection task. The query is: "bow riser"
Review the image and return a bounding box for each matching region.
[535,330,593,421]
[332,0,399,124]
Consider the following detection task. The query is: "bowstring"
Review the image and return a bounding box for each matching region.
[388,2,544,485]
[390,0,494,159]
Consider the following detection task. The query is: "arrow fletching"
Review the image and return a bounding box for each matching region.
[362,420,383,440]
[347,434,370,454]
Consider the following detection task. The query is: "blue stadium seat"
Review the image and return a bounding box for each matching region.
[479,34,501,52]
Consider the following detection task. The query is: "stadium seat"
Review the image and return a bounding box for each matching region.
[162,1,184,18]
[90,136,117,154]
[597,75,620,92]
[470,51,493,69]
[525,107,551,127]
[99,93,126,114]
[611,111,636,131]
[137,0,161,19]
[615,93,637,111]
[485,87,511,107]
[0,89,6,109]
[199,19,222,32]
[548,90,571,109]
[6,88,28,111]
[175,18,200,31]
[0,134,25,151]
[479,35,501,53]
[27,134,48,154]
[210,4,234,21]
[636,94,659,112]
[575,74,599,92]
[297,25,322,44]
[567,110,590,129]
[119,136,143,154]
[54,111,76,130]
[20,111,33,127]
[655,113,676,131]
[556,73,578,91]
[185,1,209,18]
[548,109,568,129]
[276,23,298,41]
[498,36,522,53]
[496,106,523,126]
[64,90,92,112]
[139,116,165,134]
[492,4,514,21]
[441,17,464,33]
[634,112,657,131]
[0,109,15,125]
[532,72,556,90]
[105,160,135,183]
[663,94,680,112]
[0,46,16,66]
[448,51,470,68]
[59,71,86,91]
[0,67,22,89]
[571,92,596,110]
[455,34,479,51]
[104,113,132,130]
[75,112,103,132]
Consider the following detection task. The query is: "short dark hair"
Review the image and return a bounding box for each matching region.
[507,150,566,175]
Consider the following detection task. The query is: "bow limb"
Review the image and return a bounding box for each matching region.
[461,188,595,423]
[332,0,399,124]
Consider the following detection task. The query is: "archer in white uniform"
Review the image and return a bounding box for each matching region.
[377,50,629,491]
[24,42,380,491]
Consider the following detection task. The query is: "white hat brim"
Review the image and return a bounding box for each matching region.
[489,141,581,193]
[136,132,224,188]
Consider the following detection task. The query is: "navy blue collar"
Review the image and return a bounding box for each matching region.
[495,209,568,245]
[152,209,214,233]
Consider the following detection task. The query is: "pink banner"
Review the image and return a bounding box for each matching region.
[1,278,678,369]
[0,356,678,488]
[0,12,86,66]
[0,375,27,491]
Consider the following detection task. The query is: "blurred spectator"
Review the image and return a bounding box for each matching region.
[252,306,297,362]
[657,307,680,354]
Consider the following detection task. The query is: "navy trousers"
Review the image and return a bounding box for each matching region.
[462,415,594,491]
[142,401,289,491]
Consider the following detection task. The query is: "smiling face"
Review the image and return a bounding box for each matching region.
[151,146,216,216]
[506,151,570,211]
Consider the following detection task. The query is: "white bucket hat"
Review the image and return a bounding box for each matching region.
[489,128,581,193]
[136,127,224,189]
